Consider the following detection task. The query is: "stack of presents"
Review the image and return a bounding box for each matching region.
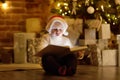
[78,19,119,66]
[66,18,119,66]
[14,18,43,64]
[10,18,120,67]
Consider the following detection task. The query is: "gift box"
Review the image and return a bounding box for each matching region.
[27,38,41,64]
[97,39,108,50]
[14,33,35,63]
[117,35,120,66]
[101,49,117,66]
[99,24,111,39]
[88,45,100,66]
[85,29,96,45]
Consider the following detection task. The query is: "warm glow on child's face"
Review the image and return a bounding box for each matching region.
[51,22,64,36]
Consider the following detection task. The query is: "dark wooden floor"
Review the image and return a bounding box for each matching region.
[0,65,119,80]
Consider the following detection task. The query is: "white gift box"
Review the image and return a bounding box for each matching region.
[102,49,117,66]
[97,39,108,50]
[118,45,120,67]
[14,33,35,63]
[99,24,111,39]
[117,35,120,45]
[117,35,120,66]
[85,29,96,45]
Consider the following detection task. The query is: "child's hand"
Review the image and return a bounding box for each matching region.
[77,50,85,59]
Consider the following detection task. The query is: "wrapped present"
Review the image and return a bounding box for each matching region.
[101,49,117,66]
[77,44,101,66]
[118,44,120,67]
[99,24,111,39]
[14,33,35,63]
[85,29,96,45]
[97,39,108,50]
[89,45,99,66]
[27,38,41,64]
[117,35,120,66]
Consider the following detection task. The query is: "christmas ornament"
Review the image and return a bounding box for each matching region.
[87,6,95,14]
[71,0,77,15]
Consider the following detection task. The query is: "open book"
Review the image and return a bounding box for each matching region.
[35,45,88,57]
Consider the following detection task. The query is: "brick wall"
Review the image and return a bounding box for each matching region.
[0,0,52,47]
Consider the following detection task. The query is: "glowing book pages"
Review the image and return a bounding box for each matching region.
[70,46,88,52]
[14,33,35,63]
[99,24,111,39]
[35,45,87,57]
[85,29,96,45]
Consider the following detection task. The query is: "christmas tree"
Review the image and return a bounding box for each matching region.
[51,0,120,34]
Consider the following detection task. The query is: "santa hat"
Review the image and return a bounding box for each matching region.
[45,15,69,36]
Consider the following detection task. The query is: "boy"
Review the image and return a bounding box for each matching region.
[37,15,77,76]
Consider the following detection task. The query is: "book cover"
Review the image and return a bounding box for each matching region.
[35,45,87,57]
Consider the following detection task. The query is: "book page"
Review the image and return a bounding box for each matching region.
[35,45,88,57]
[70,46,88,52]
[35,45,70,57]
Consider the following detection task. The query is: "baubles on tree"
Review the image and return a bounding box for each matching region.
[87,6,95,14]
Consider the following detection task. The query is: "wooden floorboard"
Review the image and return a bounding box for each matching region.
[0,65,119,80]
[0,63,41,71]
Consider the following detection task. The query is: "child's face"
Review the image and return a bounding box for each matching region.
[51,22,64,37]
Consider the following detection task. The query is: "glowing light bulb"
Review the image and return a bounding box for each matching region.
[101,5,104,12]
[62,13,65,16]
[68,10,71,13]
[63,3,68,6]
[60,9,62,12]
[57,3,60,7]
[65,12,67,14]
[2,3,8,9]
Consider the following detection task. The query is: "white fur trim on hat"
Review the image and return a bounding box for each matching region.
[63,31,69,36]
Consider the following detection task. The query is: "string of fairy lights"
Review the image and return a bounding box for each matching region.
[51,0,120,34]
